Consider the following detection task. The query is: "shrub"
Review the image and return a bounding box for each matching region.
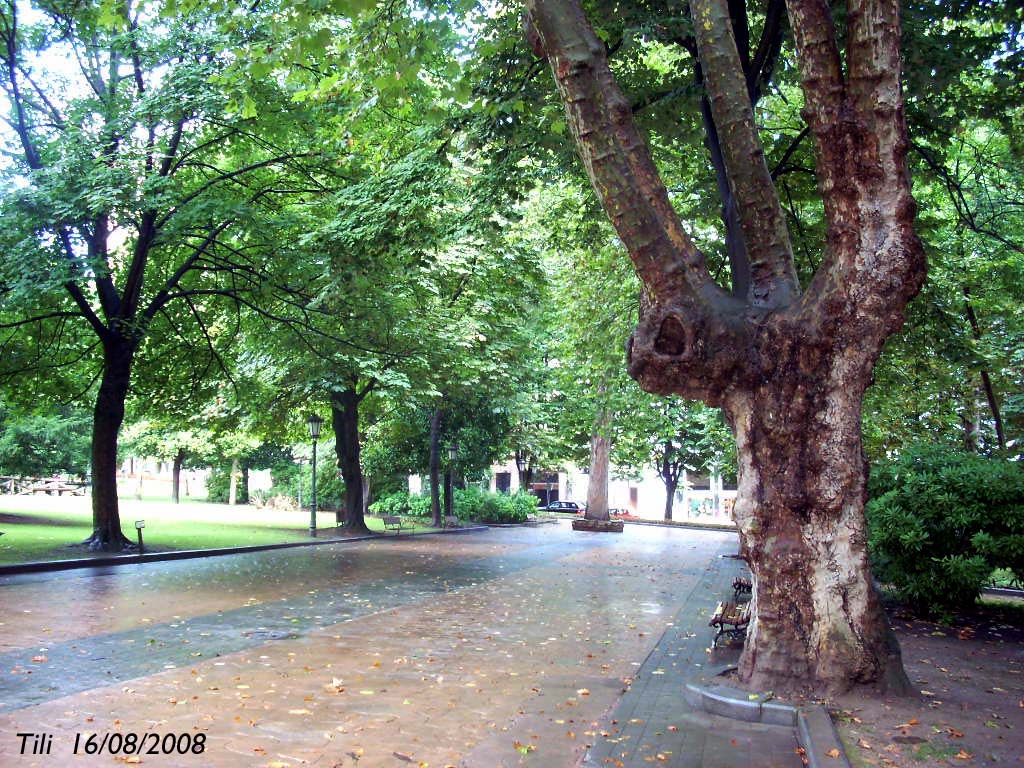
[371,489,536,524]
[206,465,234,504]
[461,489,534,523]
[369,492,431,518]
[508,491,540,520]
[866,446,1024,614]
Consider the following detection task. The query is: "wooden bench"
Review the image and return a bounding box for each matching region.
[709,601,751,648]
[443,515,460,528]
[732,576,752,600]
[382,516,408,534]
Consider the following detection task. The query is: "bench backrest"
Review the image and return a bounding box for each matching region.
[383,515,401,525]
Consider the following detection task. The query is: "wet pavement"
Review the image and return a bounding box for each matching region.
[0,522,799,767]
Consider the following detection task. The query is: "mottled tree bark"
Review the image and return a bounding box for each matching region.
[526,0,923,693]
[585,418,611,521]
[84,337,135,551]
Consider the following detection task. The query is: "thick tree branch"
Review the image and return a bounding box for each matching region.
[748,0,786,103]
[790,0,923,346]
[524,0,723,305]
[692,0,798,307]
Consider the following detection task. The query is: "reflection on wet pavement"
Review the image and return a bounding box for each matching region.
[0,522,775,767]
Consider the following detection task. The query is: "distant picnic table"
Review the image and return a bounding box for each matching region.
[1,476,89,496]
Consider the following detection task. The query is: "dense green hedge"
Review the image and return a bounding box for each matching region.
[866,447,1024,613]
[370,489,538,524]
[370,492,432,518]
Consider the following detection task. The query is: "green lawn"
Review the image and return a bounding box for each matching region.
[0,495,432,566]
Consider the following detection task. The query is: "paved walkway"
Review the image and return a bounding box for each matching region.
[0,522,798,767]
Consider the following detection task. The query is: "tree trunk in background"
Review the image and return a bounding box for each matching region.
[332,388,371,535]
[585,423,610,521]
[228,457,239,506]
[362,477,371,518]
[84,338,134,551]
[660,441,681,521]
[172,448,185,504]
[662,471,679,521]
[964,294,1005,449]
[429,407,443,527]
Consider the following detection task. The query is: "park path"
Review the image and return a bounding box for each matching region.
[0,522,798,767]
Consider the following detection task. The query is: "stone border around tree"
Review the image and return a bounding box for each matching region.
[684,672,853,768]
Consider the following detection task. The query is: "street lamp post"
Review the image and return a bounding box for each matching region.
[444,443,458,522]
[308,413,324,537]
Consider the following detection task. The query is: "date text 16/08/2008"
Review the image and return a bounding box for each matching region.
[16,731,206,756]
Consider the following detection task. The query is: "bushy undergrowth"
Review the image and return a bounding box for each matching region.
[866,447,1024,614]
[370,492,431,518]
[370,488,538,524]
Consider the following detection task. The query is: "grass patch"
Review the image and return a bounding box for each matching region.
[0,496,433,565]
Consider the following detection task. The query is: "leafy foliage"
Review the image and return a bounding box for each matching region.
[0,402,91,476]
[867,447,1024,613]
[454,487,538,523]
[369,488,537,523]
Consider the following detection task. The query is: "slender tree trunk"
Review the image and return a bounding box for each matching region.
[660,442,680,521]
[84,338,135,551]
[662,475,679,521]
[171,448,185,504]
[429,408,443,527]
[228,457,239,505]
[331,388,371,535]
[362,477,371,518]
[585,424,610,521]
[964,294,1006,449]
[241,465,249,504]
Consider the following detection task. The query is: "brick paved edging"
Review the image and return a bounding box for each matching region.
[0,524,489,577]
[685,675,853,768]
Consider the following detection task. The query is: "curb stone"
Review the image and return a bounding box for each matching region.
[685,672,852,768]
[0,524,489,577]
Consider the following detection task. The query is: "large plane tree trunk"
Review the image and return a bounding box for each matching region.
[526,0,923,694]
[84,337,135,551]
[724,366,905,690]
[585,427,610,521]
